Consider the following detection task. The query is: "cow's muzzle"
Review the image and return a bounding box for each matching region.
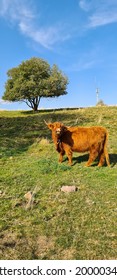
[56,128,61,135]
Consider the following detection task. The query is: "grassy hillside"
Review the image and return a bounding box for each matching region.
[0,106,117,259]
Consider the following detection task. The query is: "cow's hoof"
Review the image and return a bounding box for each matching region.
[85,163,90,167]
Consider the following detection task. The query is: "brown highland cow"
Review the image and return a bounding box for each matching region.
[45,121,110,167]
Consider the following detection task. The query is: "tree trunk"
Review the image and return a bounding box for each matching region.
[33,97,41,111]
[25,97,41,111]
[33,103,38,111]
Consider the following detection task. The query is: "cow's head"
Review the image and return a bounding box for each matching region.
[44,121,67,137]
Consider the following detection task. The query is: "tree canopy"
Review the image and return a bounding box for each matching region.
[2,57,68,111]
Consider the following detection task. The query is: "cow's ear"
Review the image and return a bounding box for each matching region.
[47,123,54,130]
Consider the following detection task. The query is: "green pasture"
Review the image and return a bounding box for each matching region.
[0,106,117,259]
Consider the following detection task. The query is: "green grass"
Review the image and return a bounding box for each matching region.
[0,106,117,259]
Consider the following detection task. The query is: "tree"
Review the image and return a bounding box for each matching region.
[96,99,106,106]
[2,57,68,111]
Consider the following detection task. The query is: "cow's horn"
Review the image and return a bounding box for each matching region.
[44,119,48,125]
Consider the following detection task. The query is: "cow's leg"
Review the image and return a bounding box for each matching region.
[59,151,65,163]
[98,151,105,167]
[65,148,73,165]
[85,148,98,167]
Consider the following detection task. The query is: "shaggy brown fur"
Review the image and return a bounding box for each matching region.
[46,121,110,167]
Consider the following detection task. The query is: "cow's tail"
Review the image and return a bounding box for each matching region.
[104,131,110,167]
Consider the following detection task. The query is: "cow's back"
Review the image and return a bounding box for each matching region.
[62,126,108,152]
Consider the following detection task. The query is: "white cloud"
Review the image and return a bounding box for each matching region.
[0,0,70,49]
[0,98,11,104]
[19,21,70,49]
[65,58,97,72]
[88,11,117,28]
[79,0,117,28]
[0,0,10,16]
[79,0,92,12]
[1,0,117,49]
[0,0,35,21]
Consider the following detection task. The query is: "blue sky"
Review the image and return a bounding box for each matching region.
[0,0,117,110]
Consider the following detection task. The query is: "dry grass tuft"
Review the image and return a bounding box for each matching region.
[39,138,50,146]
